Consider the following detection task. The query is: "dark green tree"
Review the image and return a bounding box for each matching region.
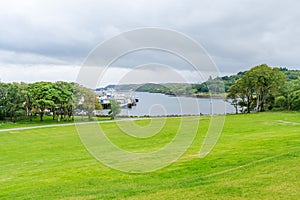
[6,83,25,122]
[0,83,8,120]
[31,82,56,121]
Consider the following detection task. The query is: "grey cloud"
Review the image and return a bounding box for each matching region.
[0,49,71,65]
[0,0,300,84]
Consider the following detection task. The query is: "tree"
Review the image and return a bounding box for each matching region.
[31,82,56,121]
[0,83,8,121]
[35,99,55,121]
[245,64,285,112]
[227,83,240,114]
[109,100,121,120]
[227,64,286,113]
[52,81,74,121]
[227,76,254,113]
[0,81,105,122]
[278,78,300,110]
[76,86,102,121]
[6,83,25,122]
[290,90,300,110]
[238,75,255,113]
[20,83,35,121]
[238,100,247,113]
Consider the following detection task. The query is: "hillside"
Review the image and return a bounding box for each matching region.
[97,68,299,95]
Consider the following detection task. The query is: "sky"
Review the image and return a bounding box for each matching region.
[0,0,300,86]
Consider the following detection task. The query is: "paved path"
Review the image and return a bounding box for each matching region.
[0,122,84,133]
[0,118,148,133]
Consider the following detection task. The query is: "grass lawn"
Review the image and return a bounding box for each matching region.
[0,112,299,199]
[0,115,110,129]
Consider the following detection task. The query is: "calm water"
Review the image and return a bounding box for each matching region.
[115,92,235,116]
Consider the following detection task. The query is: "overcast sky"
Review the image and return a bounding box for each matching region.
[1,0,300,86]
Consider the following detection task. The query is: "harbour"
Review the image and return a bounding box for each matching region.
[95,90,235,117]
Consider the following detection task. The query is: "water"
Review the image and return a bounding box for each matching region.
[115,92,235,116]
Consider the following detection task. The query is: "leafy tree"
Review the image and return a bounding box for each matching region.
[76,86,102,121]
[238,75,255,113]
[0,83,8,120]
[290,90,300,110]
[35,99,55,121]
[20,83,35,121]
[0,81,106,122]
[227,75,254,113]
[245,64,285,112]
[6,83,25,122]
[52,81,74,121]
[31,82,56,121]
[278,78,300,110]
[227,83,240,114]
[227,64,286,113]
[109,100,121,120]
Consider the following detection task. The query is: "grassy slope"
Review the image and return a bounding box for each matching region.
[0,112,299,199]
[0,116,110,129]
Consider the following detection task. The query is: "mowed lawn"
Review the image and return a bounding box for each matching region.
[0,112,299,199]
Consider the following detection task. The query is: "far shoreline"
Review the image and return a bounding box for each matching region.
[116,90,226,99]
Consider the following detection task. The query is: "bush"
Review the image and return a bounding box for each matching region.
[274,96,287,110]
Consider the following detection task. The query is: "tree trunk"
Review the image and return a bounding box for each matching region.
[52,107,55,120]
[40,112,44,121]
[259,92,265,112]
[3,109,6,121]
[256,97,259,112]
[247,95,251,113]
[26,106,29,116]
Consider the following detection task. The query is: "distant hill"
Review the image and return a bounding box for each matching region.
[96,68,299,95]
[278,67,300,81]
[192,68,299,94]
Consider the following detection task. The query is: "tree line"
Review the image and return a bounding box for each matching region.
[227,64,300,113]
[0,81,102,122]
[0,65,298,122]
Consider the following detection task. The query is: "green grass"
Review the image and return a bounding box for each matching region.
[0,112,299,199]
[0,115,110,129]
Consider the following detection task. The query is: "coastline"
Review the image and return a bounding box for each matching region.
[121,91,226,99]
